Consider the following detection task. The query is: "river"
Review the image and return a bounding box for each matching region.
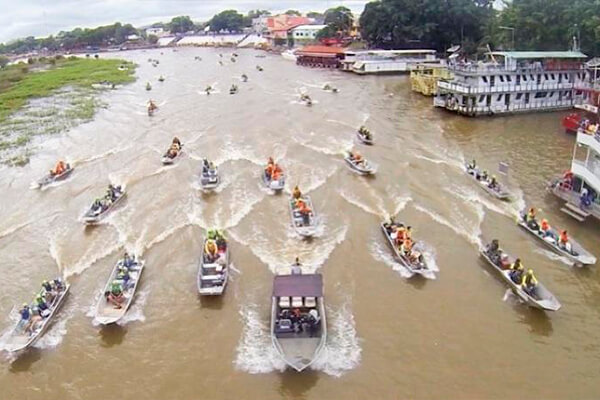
[0,47,599,399]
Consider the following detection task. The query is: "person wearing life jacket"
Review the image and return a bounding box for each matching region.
[205,239,219,262]
[539,219,552,238]
[488,175,498,190]
[295,199,311,215]
[395,226,407,246]
[107,280,124,308]
[525,207,538,230]
[265,158,275,179]
[293,185,302,200]
[271,164,282,181]
[51,160,67,176]
[18,303,31,332]
[509,258,525,283]
[467,159,477,171]
[521,269,538,295]
[400,238,413,257]
[41,280,55,303]
[558,229,571,252]
[117,265,131,287]
[35,294,50,318]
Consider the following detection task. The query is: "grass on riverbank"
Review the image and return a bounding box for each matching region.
[0,57,136,123]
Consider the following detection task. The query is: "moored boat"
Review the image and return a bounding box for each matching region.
[94,255,145,325]
[380,221,432,276]
[82,185,126,224]
[344,151,376,175]
[465,163,511,200]
[271,271,326,372]
[517,210,596,265]
[480,241,561,311]
[289,195,317,237]
[197,232,229,295]
[3,279,70,352]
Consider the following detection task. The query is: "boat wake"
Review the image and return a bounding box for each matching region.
[73,144,133,167]
[369,241,415,278]
[117,288,149,325]
[291,132,349,157]
[414,203,483,248]
[233,303,286,374]
[533,248,575,267]
[311,302,361,377]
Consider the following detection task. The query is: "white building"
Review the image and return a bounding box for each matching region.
[289,25,327,43]
[434,51,589,116]
[252,16,270,34]
[145,27,164,36]
[550,126,600,221]
[341,50,438,74]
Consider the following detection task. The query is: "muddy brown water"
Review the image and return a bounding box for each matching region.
[0,47,598,399]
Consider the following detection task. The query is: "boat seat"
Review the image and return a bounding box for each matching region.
[304,297,316,308]
[291,297,303,308]
[279,297,290,308]
[201,274,222,281]
[276,319,294,333]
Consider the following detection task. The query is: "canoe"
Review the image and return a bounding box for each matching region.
[200,165,220,190]
[230,87,238,95]
[289,196,317,237]
[517,211,596,265]
[197,238,229,295]
[356,130,374,145]
[162,147,183,165]
[94,258,145,325]
[262,169,285,191]
[3,283,70,352]
[480,244,561,311]
[271,273,326,372]
[344,154,376,175]
[380,222,432,276]
[36,166,73,188]
[82,187,126,224]
[465,165,511,200]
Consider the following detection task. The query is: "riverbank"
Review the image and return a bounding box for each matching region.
[0,57,136,165]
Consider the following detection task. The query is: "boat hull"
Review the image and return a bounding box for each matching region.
[94,260,145,325]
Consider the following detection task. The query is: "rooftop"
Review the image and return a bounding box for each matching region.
[273,274,323,297]
[489,51,587,59]
[291,25,327,31]
[297,45,346,55]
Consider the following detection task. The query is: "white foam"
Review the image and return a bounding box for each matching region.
[414,203,482,247]
[32,314,70,349]
[311,302,362,376]
[233,303,286,374]
[369,241,414,278]
[63,241,122,278]
[533,248,575,267]
[339,188,382,217]
[117,288,148,325]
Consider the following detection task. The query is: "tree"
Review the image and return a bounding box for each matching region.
[148,34,159,44]
[359,0,494,51]
[168,16,195,34]
[247,9,270,19]
[0,55,9,68]
[284,10,301,16]
[209,10,246,32]
[324,6,353,34]
[307,11,324,20]
[316,26,338,41]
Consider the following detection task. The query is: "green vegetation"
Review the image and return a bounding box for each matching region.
[167,16,195,34]
[0,57,135,123]
[317,6,354,40]
[209,10,247,32]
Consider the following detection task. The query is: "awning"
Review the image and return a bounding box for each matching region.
[272,274,323,297]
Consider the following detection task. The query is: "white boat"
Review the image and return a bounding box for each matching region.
[35,165,73,188]
[162,146,184,165]
[94,257,145,325]
[517,211,596,265]
[344,153,376,175]
[356,129,374,145]
[465,164,511,200]
[289,195,317,237]
[262,166,285,191]
[281,49,297,62]
[480,242,561,311]
[82,186,126,225]
[380,222,432,276]
[271,272,326,372]
[197,237,229,295]
[3,282,70,352]
[200,163,220,190]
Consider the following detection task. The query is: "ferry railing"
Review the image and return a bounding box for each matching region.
[442,100,574,114]
[449,64,584,74]
[438,81,576,94]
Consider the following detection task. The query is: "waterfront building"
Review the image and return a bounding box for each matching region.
[434,51,589,116]
[410,63,453,96]
[289,25,327,46]
[340,50,438,74]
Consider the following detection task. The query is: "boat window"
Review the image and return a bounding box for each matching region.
[530,75,535,81]
[479,95,485,103]
[549,92,554,97]
[497,94,502,102]
[482,76,488,84]
[522,75,527,81]
[506,75,511,82]
[499,75,504,82]
[516,93,523,100]
[544,74,548,80]
[575,90,583,96]
[551,73,555,80]
[534,92,547,98]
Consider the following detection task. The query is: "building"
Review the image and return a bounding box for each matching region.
[434,51,589,116]
[340,50,438,74]
[251,16,270,34]
[264,15,310,46]
[289,25,327,45]
[549,128,600,221]
[410,63,453,96]
[295,45,345,68]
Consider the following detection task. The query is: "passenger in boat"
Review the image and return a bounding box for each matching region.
[526,207,538,230]
[208,229,227,251]
[477,170,488,181]
[295,198,312,224]
[486,239,501,264]
[383,216,396,233]
[509,258,525,283]
[395,225,407,246]
[561,170,573,189]
[265,158,275,179]
[307,309,320,337]
[205,239,219,263]
[202,158,210,174]
[539,219,552,238]
[117,265,134,288]
[291,257,302,274]
[359,126,372,140]
[558,230,571,252]
[580,188,592,208]
[34,294,50,318]
[405,226,412,240]
[122,252,136,269]
[400,238,413,256]
[348,151,364,166]
[148,99,157,111]
[107,280,125,308]
[241,74,248,82]
[17,304,31,332]
[106,184,121,201]
[292,185,302,199]
[50,160,67,176]
[41,280,55,303]
[467,159,477,171]
[488,176,498,190]
[521,269,538,296]
[53,278,64,291]
[271,165,282,182]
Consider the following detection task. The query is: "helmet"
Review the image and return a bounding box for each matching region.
[527,269,533,274]
[42,280,48,284]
